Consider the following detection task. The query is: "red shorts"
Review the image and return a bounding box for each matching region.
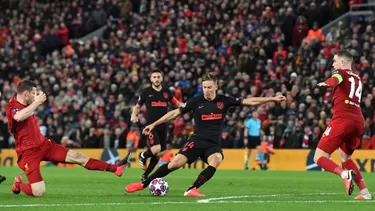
[17,140,69,184]
[318,118,364,155]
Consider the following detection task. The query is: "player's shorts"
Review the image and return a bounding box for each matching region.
[177,139,224,165]
[147,127,167,151]
[246,135,261,149]
[318,118,364,155]
[17,140,70,184]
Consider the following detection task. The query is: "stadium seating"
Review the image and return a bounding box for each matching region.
[0,0,374,150]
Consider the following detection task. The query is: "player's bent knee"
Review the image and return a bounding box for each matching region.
[150,145,161,154]
[168,160,183,170]
[168,155,187,170]
[32,190,45,197]
[313,153,320,163]
[340,155,351,163]
[313,148,329,163]
[31,184,46,197]
[208,153,223,168]
[339,149,351,163]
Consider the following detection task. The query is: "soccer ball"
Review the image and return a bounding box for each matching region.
[148,178,169,196]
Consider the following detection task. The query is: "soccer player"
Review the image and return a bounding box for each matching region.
[125,72,286,196]
[130,69,181,182]
[315,50,372,200]
[6,80,130,197]
[0,175,5,184]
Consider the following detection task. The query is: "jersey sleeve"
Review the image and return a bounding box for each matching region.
[5,103,21,120]
[136,90,146,106]
[325,69,344,88]
[5,103,21,132]
[179,97,195,114]
[224,96,243,107]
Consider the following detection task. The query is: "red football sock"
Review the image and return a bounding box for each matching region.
[84,158,117,172]
[20,183,33,196]
[342,159,367,190]
[317,157,343,176]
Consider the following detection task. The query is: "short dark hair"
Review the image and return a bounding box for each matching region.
[336,50,353,61]
[202,72,218,84]
[151,68,163,75]
[17,80,37,94]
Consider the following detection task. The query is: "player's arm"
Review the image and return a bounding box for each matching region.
[317,73,343,88]
[142,109,181,134]
[171,99,183,108]
[153,108,181,127]
[242,95,286,106]
[13,92,46,122]
[131,104,141,122]
[131,91,146,123]
[144,97,194,134]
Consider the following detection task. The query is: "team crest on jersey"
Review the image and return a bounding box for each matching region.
[217,102,224,110]
[12,108,20,113]
[163,93,168,99]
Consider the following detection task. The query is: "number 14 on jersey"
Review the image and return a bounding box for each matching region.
[348,76,362,103]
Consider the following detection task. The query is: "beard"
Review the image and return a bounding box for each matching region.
[152,82,161,87]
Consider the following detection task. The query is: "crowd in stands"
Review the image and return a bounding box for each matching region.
[0,0,374,150]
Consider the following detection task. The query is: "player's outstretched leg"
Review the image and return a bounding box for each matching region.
[343,159,372,199]
[340,148,372,200]
[66,150,130,177]
[125,154,187,193]
[141,155,160,182]
[184,152,223,197]
[314,148,355,195]
[139,143,161,172]
[139,150,153,171]
[0,175,6,184]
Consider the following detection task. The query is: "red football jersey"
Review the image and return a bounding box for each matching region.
[5,96,46,156]
[330,69,364,123]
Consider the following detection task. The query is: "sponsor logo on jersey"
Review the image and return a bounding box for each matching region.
[201,113,223,120]
[345,99,360,107]
[151,101,168,107]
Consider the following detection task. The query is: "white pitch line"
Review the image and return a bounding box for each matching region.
[0,202,191,208]
[215,200,375,204]
[2,199,374,208]
[196,192,340,203]
[1,193,369,208]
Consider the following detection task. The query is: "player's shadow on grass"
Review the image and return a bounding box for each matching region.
[124,193,192,198]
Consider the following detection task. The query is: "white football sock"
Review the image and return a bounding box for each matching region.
[360,188,370,195]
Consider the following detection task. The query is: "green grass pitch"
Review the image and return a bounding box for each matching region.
[0,167,374,211]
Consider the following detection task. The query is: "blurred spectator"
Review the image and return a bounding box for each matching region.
[0,0,373,151]
[306,21,325,44]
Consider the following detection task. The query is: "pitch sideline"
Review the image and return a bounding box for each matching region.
[2,193,373,208]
